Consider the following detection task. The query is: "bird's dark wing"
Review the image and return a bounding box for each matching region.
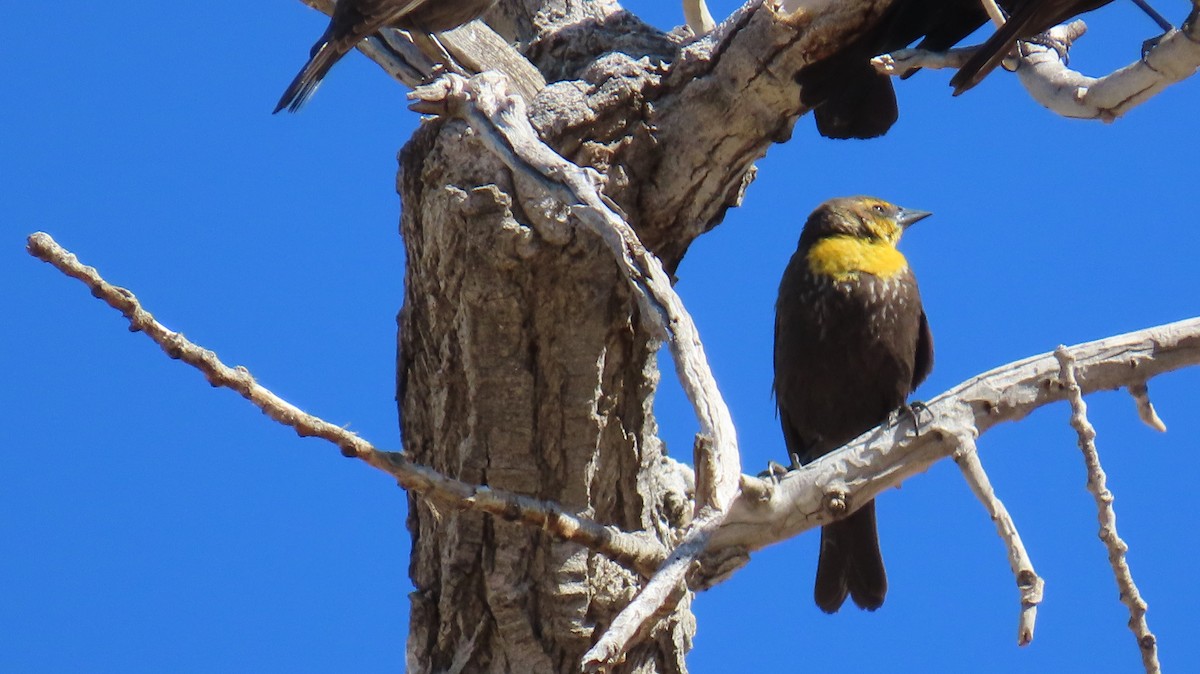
[906,0,990,70]
[911,309,933,391]
[337,0,429,33]
[401,0,497,32]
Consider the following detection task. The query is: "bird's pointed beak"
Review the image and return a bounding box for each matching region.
[896,208,932,229]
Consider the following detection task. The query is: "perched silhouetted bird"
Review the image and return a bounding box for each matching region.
[799,0,1153,137]
[275,0,499,113]
[774,196,933,613]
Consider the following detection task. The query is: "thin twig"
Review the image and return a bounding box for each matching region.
[953,433,1043,646]
[1055,347,1160,674]
[1128,382,1167,432]
[872,46,976,74]
[25,231,666,577]
[980,0,1007,27]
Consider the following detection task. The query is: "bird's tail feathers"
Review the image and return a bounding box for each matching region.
[799,47,898,140]
[950,8,1041,94]
[814,500,887,613]
[274,39,345,114]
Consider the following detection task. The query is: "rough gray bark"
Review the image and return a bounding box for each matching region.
[390,0,889,671]
[398,121,695,673]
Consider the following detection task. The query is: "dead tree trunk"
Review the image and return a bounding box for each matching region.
[398,116,696,671]
[394,0,929,670]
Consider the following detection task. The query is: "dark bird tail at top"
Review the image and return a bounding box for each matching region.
[950,0,1114,94]
[949,7,1041,94]
[798,48,899,140]
[274,35,347,114]
[814,501,887,613]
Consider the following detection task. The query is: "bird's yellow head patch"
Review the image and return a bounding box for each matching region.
[799,196,930,282]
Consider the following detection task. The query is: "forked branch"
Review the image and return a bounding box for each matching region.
[25,232,666,577]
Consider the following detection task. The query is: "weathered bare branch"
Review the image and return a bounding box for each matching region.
[872,45,975,74]
[1128,382,1167,432]
[707,317,1200,559]
[1011,17,1200,121]
[953,434,1043,646]
[646,0,894,259]
[25,231,665,577]
[582,508,722,672]
[1056,347,1160,674]
[980,0,1006,27]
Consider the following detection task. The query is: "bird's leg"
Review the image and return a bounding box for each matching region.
[1131,0,1174,33]
[1022,31,1072,65]
[759,452,804,482]
[759,460,791,482]
[889,401,931,437]
[908,401,931,428]
[409,31,469,77]
[1132,0,1174,57]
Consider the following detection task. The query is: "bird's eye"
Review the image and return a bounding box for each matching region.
[872,204,886,215]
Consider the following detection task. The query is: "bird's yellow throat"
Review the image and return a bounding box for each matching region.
[806,236,909,282]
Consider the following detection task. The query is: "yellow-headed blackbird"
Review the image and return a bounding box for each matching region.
[774,196,933,612]
[799,0,1126,137]
[275,0,498,113]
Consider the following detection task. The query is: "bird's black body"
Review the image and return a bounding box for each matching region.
[799,0,1117,137]
[774,196,933,613]
[275,0,499,113]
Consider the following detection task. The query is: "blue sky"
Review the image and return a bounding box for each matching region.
[5,1,1198,671]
